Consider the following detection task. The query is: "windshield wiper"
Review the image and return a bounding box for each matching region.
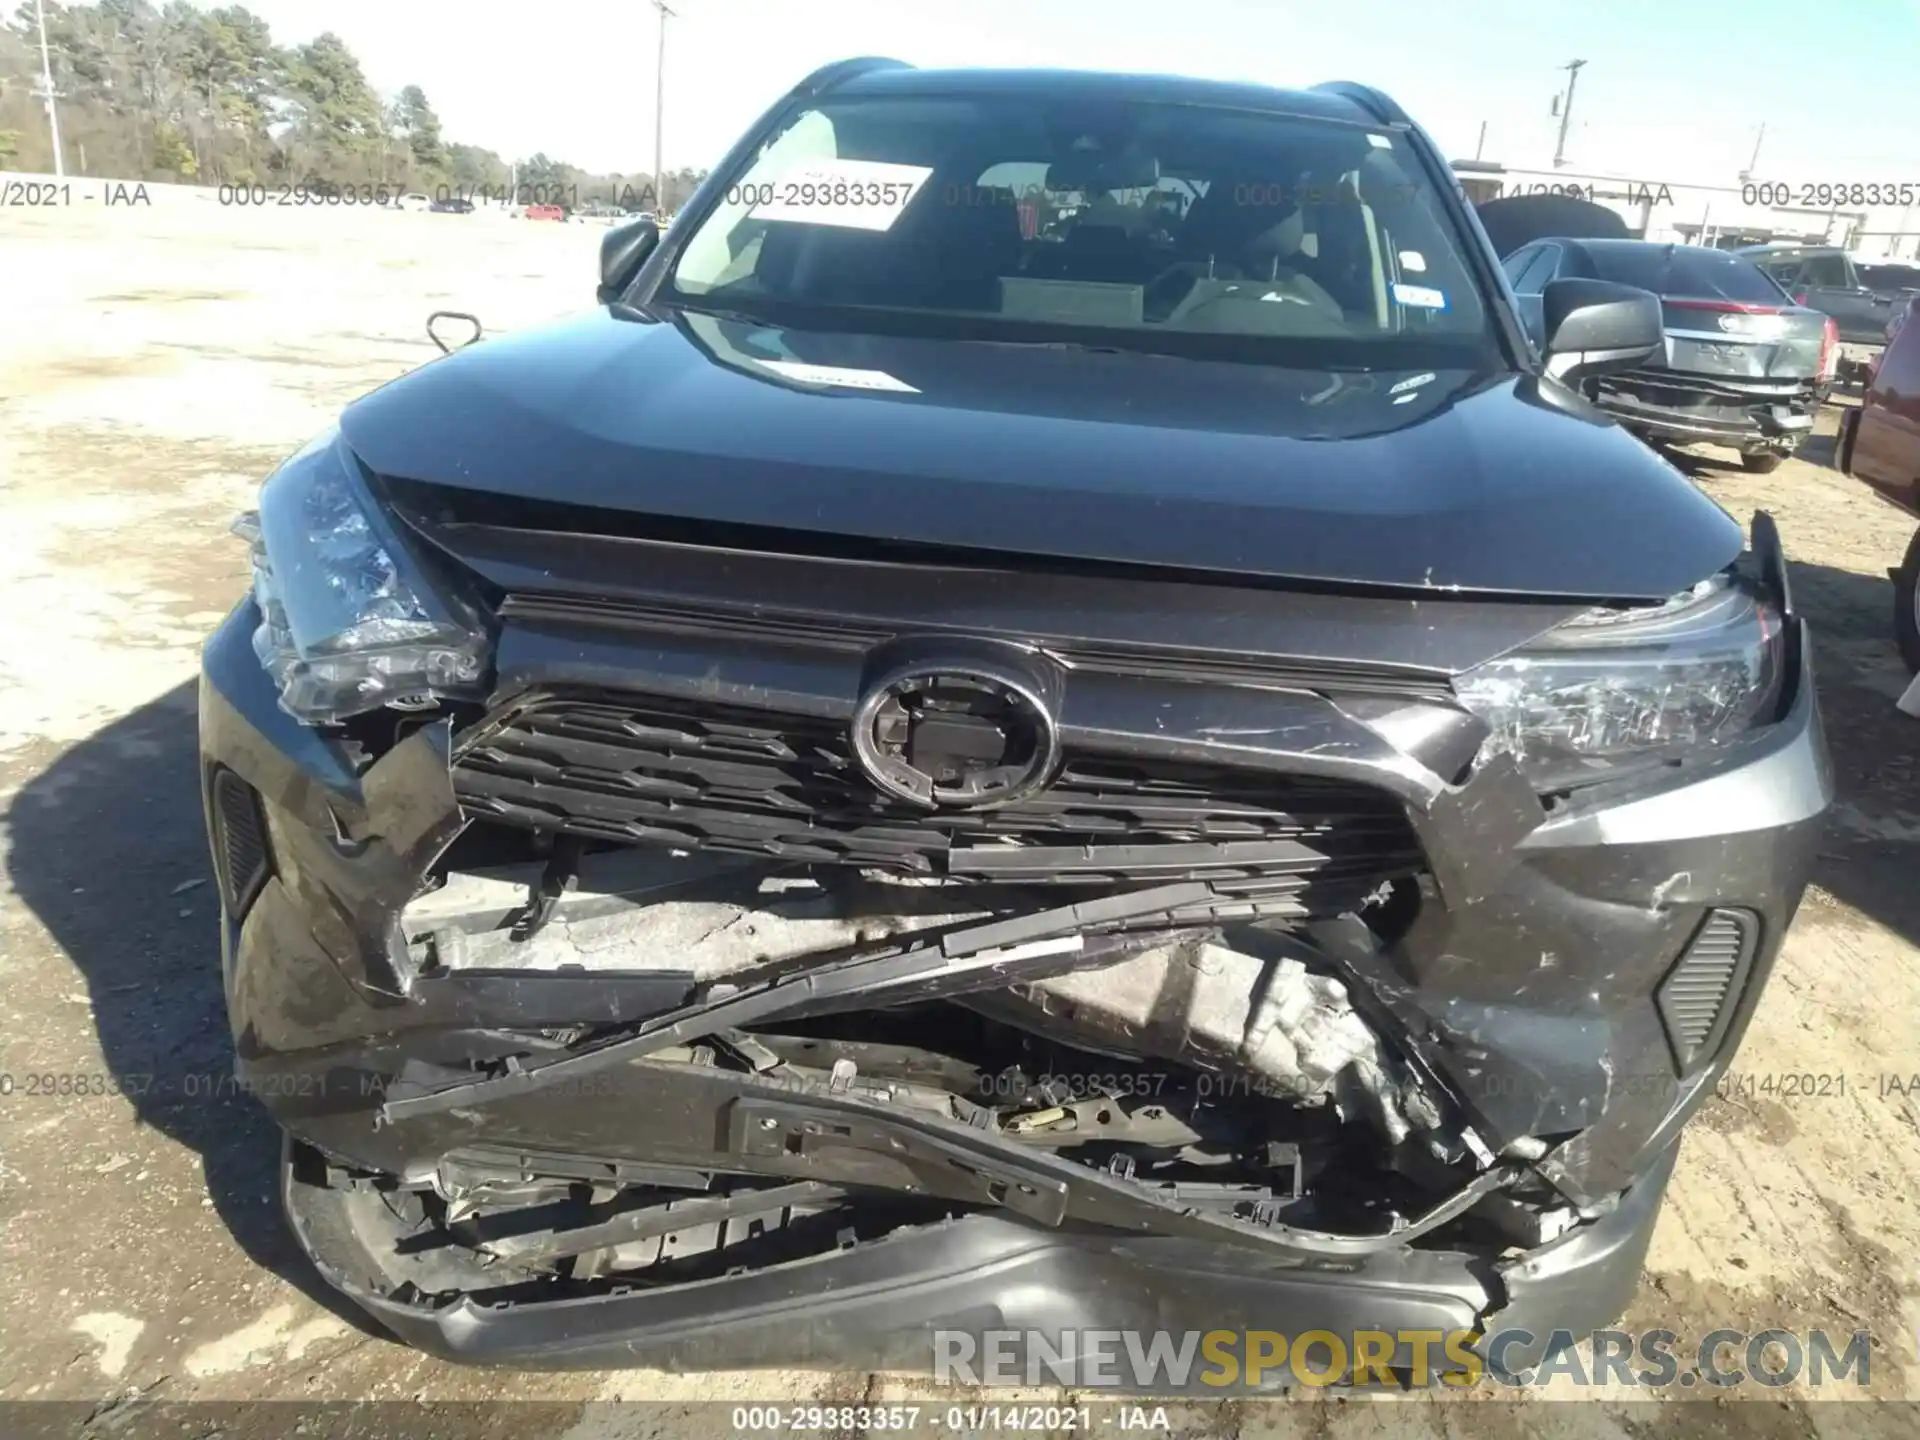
[663,296,782,327]
[977,337,1165,358]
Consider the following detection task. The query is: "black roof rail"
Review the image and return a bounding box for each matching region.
[1309,81,1409,126]
[788,56,913,100]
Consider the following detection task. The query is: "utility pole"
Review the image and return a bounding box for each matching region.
[1474,120,1487,161]
[33,0,65,177]
[1551,59,1585,169]
[652,1,676,212]
[1743,122,1766,179]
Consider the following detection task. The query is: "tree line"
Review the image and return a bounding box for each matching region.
[0,2,708,208]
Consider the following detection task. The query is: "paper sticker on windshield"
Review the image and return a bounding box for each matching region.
[1366,133,1393,148]
[758,360,919,393]
[1398,250,1428,273]
[1392,283,1448,310]
[748,159,934,232]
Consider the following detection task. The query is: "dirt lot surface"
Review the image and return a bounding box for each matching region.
[2,199,1918,1436]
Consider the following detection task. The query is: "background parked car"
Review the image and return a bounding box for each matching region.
[389,191,432,212]
[521,203,566,222]
[1502,238,1836,472]
[1737,244,1895,384]
[430,195,474,215]
[1837,294,1920,667]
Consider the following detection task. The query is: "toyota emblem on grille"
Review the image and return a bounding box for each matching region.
[850,662,1061,810]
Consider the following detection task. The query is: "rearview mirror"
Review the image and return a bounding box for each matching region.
[1540,278,1663,385]
[599,219,661,304]
[1045,144,1159,196]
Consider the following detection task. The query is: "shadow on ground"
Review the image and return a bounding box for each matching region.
[1785,559,1920,945]
[1665,438,1843,478]
[1622,437,1920,932]
[2,679,376,1334]
[1658,389,1856,477]
[1653,431,1920,947]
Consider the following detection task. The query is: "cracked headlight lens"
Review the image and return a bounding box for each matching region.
[1454,574,1785,788]
[234,427,489,724]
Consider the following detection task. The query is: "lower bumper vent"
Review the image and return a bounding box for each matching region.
[211,768,271,919]
[1657,908,1758,1072]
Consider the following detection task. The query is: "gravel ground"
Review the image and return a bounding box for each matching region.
[2,199,1917,1436]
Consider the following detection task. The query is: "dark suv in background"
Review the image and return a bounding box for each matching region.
[200,59,1829,1381]
[1739,244,1895,383]
[1858,261,1920,304]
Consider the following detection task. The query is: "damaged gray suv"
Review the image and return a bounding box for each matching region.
[199,61,1830,1381]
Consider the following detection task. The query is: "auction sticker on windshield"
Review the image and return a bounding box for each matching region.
[747,159,935,231]
[1392,282,1448,310]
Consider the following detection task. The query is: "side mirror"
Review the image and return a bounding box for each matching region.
[598,219,660,304]
[1540,278,1663,385]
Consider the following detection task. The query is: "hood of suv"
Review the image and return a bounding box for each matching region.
[341,308,1742,601]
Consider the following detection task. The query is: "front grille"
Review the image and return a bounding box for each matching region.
[211,768,271,918]
[452,691,1425,913]
[1657,908,1758,1071]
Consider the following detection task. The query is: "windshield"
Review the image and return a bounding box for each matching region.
[1586,246,1791,305]
[666,93,1497,366]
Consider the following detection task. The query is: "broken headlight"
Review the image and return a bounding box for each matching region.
[234,427,489,725]
[1454,573,1784,788]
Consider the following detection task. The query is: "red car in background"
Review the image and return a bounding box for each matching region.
[522,203,566,221]
[1838,294,1920,668]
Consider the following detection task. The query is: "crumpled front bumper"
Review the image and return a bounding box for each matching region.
[285,1132,1678,1383]
[200,573,1829,1366]
[1595,372,1820,450]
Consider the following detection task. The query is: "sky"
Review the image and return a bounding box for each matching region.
[234,0,1920,183]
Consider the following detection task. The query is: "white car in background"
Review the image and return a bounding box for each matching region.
[390,192,432,212]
